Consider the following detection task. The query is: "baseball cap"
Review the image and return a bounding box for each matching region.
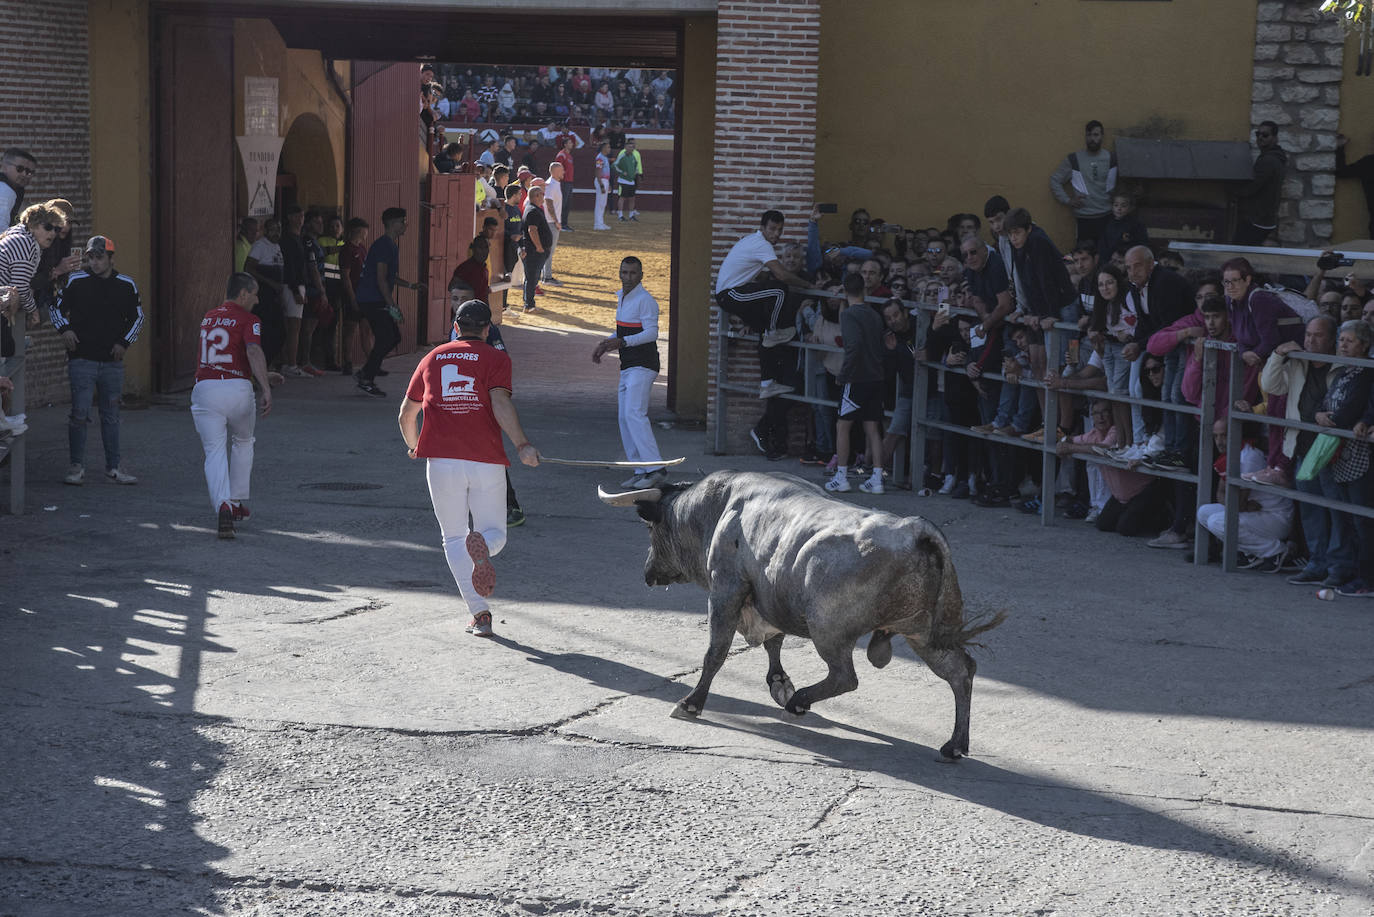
[85,235,115,254]
[453,299,491,326]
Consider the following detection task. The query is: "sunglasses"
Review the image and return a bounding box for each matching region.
[926,247,944,254]
[39,222,58,232]
[1146,365,1165,374]
[6,163,34,176]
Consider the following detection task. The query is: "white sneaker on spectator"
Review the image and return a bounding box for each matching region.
[968,475,978,496]
[1148,529,1190,549]
[761,327,797,347]
[1017,477,1039,498]
[64,464,84,485]
[824,472,851,493]
[282,364,306,378]
[758,380,793,398]
[106,468,137,485]
[859,473,884,495]
[1084,507,1101,524]
[938,474,956,495]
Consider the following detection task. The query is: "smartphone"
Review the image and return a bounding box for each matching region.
[938,302,951,316]
[817,203,838,214]
[883,223,902,234]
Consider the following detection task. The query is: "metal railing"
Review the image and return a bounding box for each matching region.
[711,289,1374,573]
[2,328,26,514]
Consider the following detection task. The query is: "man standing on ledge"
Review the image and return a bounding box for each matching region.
[715,209,810,398]
[593,256,665,488]
[1050,120,1117,246]
[1234,121,1287,245]
[400,299,540,638]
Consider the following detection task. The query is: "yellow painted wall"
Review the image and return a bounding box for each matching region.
[1334,32,1374,242]
[88,0,154,395]
[674,13,716,419]
[816,0,1257,250]
[233,19,348,212]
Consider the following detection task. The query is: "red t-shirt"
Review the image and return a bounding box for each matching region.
[554,148,575,182]
[195,301,260,382]
[406,338,513,464]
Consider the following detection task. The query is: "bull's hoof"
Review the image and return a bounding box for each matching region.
[937,739,967,762]
[768,673,795,708]
[866,630,894,669]
[670,701,702,721]
[784,697,811,717]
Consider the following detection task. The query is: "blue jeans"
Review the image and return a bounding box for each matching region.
[68,358,123,471]
[1318,467,1361,583]
[1325,465,1374,583]
[1295,468,1353,578]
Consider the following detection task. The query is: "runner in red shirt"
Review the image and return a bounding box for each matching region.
[399,299,540,637]
[190,272,273,539]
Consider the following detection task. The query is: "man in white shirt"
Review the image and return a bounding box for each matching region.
[542,161,565,285]
[593,256,665,487]
[714,209,810,397]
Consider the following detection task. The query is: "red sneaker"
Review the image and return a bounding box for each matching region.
[231,503,251,523]
[301,364,325,377]
[466,531,495,597]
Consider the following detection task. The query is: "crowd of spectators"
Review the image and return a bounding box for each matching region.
[726,122,1374,596]
[427,63,675,130]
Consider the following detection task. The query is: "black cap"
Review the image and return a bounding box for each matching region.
[454,299,491,326]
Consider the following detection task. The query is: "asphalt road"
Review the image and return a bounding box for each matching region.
[2,324,1372,916]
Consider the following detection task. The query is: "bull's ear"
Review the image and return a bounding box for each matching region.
[635,500,664,524]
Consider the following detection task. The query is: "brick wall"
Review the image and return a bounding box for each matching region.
[707,0,820,453]
[0,0,92,406]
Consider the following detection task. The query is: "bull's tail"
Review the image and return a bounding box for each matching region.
[921,532,1007,652]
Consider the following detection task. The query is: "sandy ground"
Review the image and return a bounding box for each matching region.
[500,209,672,338]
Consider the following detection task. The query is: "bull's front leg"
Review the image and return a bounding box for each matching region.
[763,634,795,708]
[909,639,977,761]
[672,583,747,720]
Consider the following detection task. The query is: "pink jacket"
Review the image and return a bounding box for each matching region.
[1146,310,1258,414]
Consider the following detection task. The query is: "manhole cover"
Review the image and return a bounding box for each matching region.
[301,482,384,491]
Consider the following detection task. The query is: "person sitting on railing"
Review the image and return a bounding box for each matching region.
[1313,319,1374,597]
[1195,420,1294,572]
[1249,315,1346,585]
[714,209,811,398]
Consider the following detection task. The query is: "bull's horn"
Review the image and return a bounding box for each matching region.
[597,485,663,506]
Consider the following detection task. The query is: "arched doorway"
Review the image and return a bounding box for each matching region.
[279,112,340,212]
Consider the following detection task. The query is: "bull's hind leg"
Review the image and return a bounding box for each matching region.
[909,639,977,761]
[673,586,746,720]
[784,638,859,716]
[763,634,795,707]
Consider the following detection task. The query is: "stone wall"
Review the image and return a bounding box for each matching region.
[1252,1,1347,245]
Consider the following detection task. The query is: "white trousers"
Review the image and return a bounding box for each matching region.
[1086,465,1110,511]
[426,458,507,614]
[618,366,663,474]
[191,379,256,510]
[1197,502,1290,559]
[593,185,610,228]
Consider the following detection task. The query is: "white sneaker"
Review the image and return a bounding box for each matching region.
[824,473,851,493]
[64,464,84,485]
[106,468,138,485]
[1084,507,1101,524]
[968,475,978,496]
[938,474,956,495]
[0,413,26,435]
[758,380,794,398]
[282,365,306,378]
[761,327,797,348]
[630,471,666,488]
[859,475,885,495]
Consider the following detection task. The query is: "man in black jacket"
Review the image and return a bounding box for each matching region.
[1233,122,1287,245]
[1124,244,1194,456]
[50,235,144,486]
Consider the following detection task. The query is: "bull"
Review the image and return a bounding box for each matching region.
[599,471,1003,760]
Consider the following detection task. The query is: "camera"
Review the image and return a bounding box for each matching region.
[1317,251,1353,271]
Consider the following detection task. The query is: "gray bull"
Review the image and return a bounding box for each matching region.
[599,470,1004,760]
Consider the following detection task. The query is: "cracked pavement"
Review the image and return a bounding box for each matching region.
[2,324,1373,916]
